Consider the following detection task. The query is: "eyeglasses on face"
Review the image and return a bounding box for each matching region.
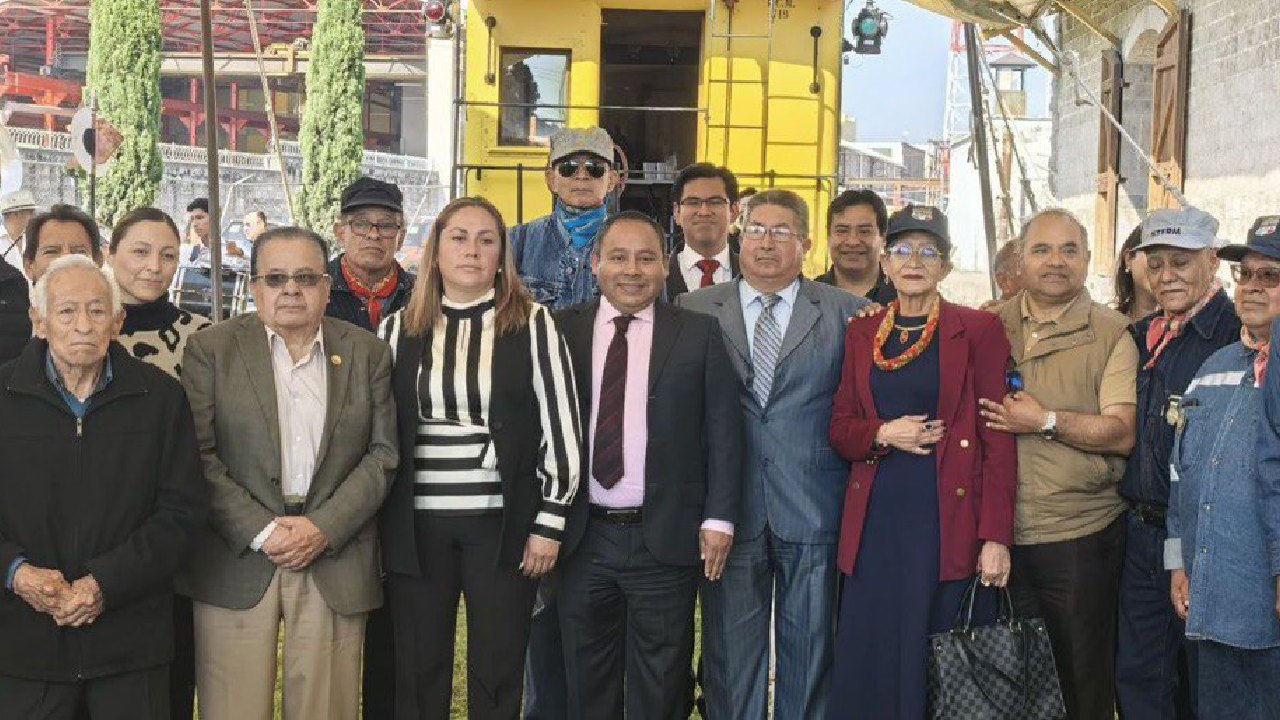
[1232,264,1280,289]
[742,224,800,242]
[885,244,943,264]
[252,271,330,288]
[347,218,404,238]
[678,197,731,210]
[555,158,610,179]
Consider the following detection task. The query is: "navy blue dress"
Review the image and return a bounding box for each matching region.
[827,320,983,719]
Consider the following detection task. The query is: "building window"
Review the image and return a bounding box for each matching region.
[498,48,570,146]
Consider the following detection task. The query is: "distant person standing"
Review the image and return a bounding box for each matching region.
[243,210,269,246]
[509,127,620,312]
[0,189,37,271]
[815,189,897,303]
[182,198,245,263]
[326,177,416,334]
[666,163,741,299]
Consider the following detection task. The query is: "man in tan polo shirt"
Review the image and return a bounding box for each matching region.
[979,208,1138,720]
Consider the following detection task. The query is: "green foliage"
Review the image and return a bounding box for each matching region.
[84,0,164,226]
[299,0,366,234]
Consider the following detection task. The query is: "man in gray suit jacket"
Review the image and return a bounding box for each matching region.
[677,189,866,720]
[180,228,397,720]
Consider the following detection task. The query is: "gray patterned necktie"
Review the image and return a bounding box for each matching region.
[753,293,783,406]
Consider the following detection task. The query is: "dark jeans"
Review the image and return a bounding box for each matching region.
[170,594,195,720]
[387,514,538,720]
[1116,511,1198,720]
[1197,640,1280,720]
[1010,516,1125,720]
[0,665,169,720]
[558,519,698,720]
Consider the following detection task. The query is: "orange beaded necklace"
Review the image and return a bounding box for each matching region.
[872,297,941,371]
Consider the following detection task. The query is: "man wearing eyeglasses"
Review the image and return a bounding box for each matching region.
[816,189,898,303]
[180,227,397,720]
[510,127,620,312]
[666,163,742,300]
[326,177,416,334]
[677,189,867,720]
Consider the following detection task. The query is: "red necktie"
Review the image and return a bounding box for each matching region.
[593,315,634,488]
[695,258,721,288]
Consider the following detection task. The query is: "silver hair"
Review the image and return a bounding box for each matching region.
[30,254,122,319]
[746,189,810,238]
[1017,208,1090,252]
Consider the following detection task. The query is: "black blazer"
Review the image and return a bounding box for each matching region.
[554,300,744,566]
[664,250,741,300]
[381,320,547,574]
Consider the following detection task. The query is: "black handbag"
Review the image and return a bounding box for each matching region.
[926,578,1067,720]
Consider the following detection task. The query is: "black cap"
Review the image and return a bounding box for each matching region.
[886,204,950,244]
[1219,214,1280,263]
[340,176,403,215]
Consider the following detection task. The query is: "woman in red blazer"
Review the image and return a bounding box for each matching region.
[824,205,1018,719]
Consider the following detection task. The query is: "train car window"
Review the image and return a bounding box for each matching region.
[498,49,571,146]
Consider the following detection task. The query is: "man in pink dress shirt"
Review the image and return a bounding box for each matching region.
[553,211,744,719]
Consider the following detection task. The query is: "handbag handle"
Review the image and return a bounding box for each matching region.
[954,576,1017,633]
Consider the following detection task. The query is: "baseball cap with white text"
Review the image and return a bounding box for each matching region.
[1136,206,1222,252]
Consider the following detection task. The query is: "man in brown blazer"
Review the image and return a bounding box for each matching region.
[180,227,398,720]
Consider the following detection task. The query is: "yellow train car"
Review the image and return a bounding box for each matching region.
[454,0,847,276]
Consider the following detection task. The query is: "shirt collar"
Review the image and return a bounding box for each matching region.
[1189,288,1231,340]
[679,243,731,272]
[739,276,800,310]
[1020,289,1086,325]
[265,324,326,366]
[596,296,656,327]
[44,348,113,396]
[442,288,496,310]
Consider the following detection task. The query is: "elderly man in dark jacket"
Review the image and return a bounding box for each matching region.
[0,254,207,719]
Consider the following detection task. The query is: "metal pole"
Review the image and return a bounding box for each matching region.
[243,0,297,224]
[963,23,999,299]
[200,0,225,320]
[88,93,97,221]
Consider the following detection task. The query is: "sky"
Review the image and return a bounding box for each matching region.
[840,0,1051,143]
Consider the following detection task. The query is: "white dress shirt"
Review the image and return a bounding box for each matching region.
[739,277,801,357]
[677,244,733,290]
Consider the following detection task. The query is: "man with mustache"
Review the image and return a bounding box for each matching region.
[1116,207,1240,720]
[980,208,1139,719]
[678,189,866,719]
[665,163,742,300]
[815,189,897,303]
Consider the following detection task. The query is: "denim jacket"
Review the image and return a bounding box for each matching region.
[509,214,600,311]
[1123,290,1240,507]
[1167,342,1280,649]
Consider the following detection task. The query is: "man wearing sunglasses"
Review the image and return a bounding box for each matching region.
[666,163,742,300]
[180,227,397,720]
[510,127,620,313]
[326,176,416,335]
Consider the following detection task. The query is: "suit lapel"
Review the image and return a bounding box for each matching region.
[563,302,598,410]
[666,255,689,300]
[648,302,682,392]
[715,282,751,364]
[235,317,281,453]
[935,303,967,462]
[315,318,352,469]
[777,280,820,365]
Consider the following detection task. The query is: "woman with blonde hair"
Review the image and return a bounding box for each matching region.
[378,197,582,719]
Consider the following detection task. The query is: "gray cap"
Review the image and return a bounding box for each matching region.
[548,127,615,166]
[0,189,36,215]
[1137,207,1221,251]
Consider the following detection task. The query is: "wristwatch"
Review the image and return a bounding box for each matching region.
[1040,411,1058,440]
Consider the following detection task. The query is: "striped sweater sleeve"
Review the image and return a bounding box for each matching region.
[528,304,583,541]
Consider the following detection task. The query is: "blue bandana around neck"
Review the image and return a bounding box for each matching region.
[555,201,609,252]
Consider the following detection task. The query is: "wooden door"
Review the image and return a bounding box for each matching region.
[1149,9,1191,210]
[1095,50,1122,271]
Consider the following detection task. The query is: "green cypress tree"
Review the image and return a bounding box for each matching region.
[299,0,366,234]
[84,0,164,226]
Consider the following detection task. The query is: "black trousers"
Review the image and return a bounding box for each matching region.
[1009,515,1126,720]
[0,665,169,720]
[362,599,396,720]
[170,595,195,720]
[387,514,538,720]
[559,519,698,720]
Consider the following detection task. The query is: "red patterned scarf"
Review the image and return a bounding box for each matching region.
[341,258,400,328]
[1143,280,1221,370]
[1241,326,1271,388]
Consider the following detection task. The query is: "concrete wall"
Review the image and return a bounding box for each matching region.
[1051,0,1280,265]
